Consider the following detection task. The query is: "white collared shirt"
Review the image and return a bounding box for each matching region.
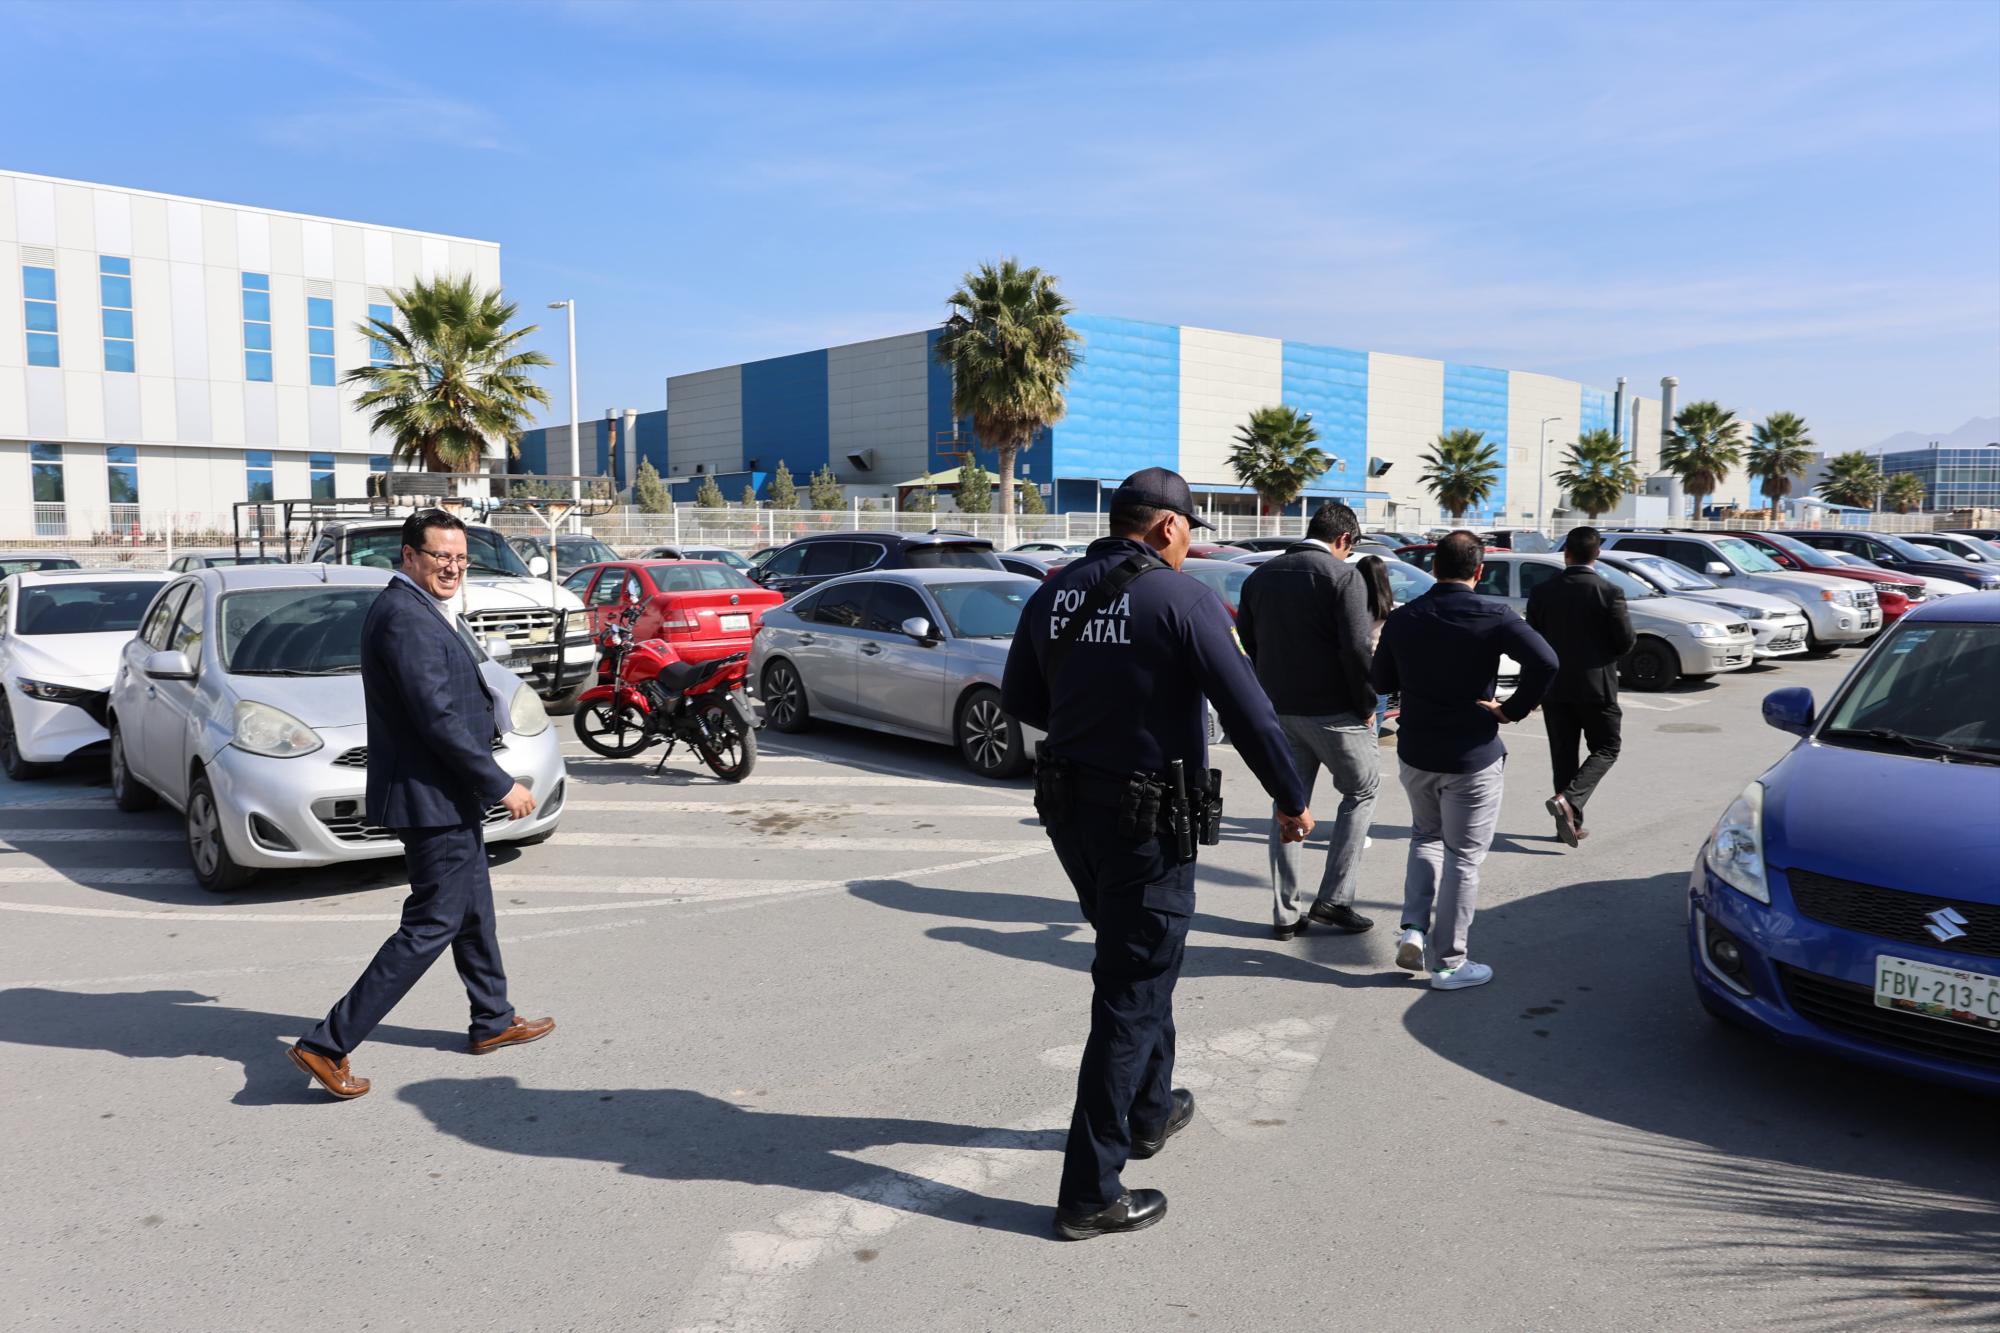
[392,571,457,624]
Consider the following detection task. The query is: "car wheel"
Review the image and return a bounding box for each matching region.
[185,773,254,894]
[1622,639,1680,692]
[0,694,48,781]
[109,720,157,812]
[761,660,811,733]
[957,687,1028,779]
[1802,625,1838,657]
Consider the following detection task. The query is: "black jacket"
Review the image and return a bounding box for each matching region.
[362,576,514,830]
[1236,541,1378,721]
[1370,583,1558,774]
[1524,564,1638,705]
[1001,537,1308,817]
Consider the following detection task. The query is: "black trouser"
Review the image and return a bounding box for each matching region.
[1543,697,1622,820]
[299,824,513,1057]
[1047,803,1194,1212]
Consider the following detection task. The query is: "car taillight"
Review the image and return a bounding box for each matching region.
[658,613,699,632]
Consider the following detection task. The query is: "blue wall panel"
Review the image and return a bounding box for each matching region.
[635,408,669,481]
[1443,363,1509,523]
[1579,385,1611,441]
[1049,315,1179,482]
[925,327,1059,484]
[742,350,830,477]
[1280,341,1369,500]
[512,425,549,476]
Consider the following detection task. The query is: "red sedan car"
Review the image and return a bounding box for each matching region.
[1724,530,1923,622]
[563,559,784,663]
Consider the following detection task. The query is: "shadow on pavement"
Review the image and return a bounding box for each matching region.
[398,1075,1057,1238]
[1407,870,2000,1329]
[849,879,1407,990]
[0,987,463,1106]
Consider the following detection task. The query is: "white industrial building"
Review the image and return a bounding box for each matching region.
[0,169,502,542]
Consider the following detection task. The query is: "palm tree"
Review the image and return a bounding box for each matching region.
[932,259,1081,519]
[1552,428,1641,519]
[1817,451,1884,509]
[1228,406,1331,516]
[1660,400,1744,517]
[1746,411,1815,510]
[1419,428,1502,519]
[1884,471,1926,514]
[346,274,552,474]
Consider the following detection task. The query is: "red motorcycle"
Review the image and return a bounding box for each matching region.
[572,604,757,781]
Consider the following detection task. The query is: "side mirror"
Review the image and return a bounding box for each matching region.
[1762,686,1816,737]
[1704,562,1731,577]
[528,556,550,577]
[901,616,938,644]
[143,650,196,681]
[484,637,513,660]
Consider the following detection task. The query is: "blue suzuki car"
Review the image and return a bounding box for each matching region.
[1690,593,2000,1093]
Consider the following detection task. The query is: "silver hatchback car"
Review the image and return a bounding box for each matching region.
[106,565,567,892]
[750,569,1044,778]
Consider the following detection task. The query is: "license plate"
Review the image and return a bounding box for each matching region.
[1875,955,2000,1031]
[719,614,750,631]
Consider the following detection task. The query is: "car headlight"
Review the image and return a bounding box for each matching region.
[1705,781,1768,904]
[231,701,323,758]
[1689,622,1730,638]
[16,678,93,704]
[508,685,551,736]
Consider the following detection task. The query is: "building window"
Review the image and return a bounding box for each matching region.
[307,295,336,386]
[23,264,59,368]
[310,452,335,499]
[246,449,274,502]
[368,301,395,367]
[107,446,139,505]
[369,455,390,472]
[99,256,135,373]
[31,443,65,536]
[242,272,272,382]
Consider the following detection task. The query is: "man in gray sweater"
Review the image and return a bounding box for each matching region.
[1236,502,1379,940]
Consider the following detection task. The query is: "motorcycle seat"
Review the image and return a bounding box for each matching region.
[654,658,715,693]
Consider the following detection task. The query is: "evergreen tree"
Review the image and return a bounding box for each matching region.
[859,497,877,512]
[955,456,993,513]
[907,487,939,514]
[1019,481,1047,515]
[740,483,759,508]
[633,459,671,514]
[808,464,844,511]
[694,474,726,509]
[768,460,798,510]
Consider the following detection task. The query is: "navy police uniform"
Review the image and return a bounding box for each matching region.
[1001,472,1308,1226]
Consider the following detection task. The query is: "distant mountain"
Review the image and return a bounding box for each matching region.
[1869,416,2000,454]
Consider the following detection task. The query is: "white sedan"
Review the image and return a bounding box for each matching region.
[0,569,168,780]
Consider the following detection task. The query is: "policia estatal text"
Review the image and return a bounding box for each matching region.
[1002,467,1314,1241]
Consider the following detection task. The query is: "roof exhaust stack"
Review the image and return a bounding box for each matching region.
[1613,376,1627,443]
[1659,376,1679,464]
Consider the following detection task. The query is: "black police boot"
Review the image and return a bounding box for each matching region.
[1128,1089,1195,1160]
[1054,1189,1168,1241]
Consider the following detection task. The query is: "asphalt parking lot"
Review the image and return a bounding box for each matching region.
[2,650,1995,1332]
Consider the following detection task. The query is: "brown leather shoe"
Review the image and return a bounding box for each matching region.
[470,1014,555,1055]
[289,1044,370,1099]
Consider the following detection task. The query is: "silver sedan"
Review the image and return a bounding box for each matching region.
[106,565,566,893]
[749,569,1043,778]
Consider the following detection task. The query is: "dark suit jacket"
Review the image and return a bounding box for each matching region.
[362,576,515,830]
[1236,541,1377,720]
[1370,583,1558,774]
[1524,564,1638,705]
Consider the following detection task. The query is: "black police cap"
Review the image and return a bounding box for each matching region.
[1108,467,1215,531]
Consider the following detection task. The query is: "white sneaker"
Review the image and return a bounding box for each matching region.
[1430,961,1494,991]
[1394,928,1425,971]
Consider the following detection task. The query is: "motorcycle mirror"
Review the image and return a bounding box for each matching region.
[901,616,937,643]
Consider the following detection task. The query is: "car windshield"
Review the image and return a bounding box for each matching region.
[219,586,385,674]
[1712,536,1783,573]
[0,558,82,576]
[1758,532,1826,565]
[1376,559,1435,605]
[1875,533,1940,562]
[903,544,1001,571]
[1625,554,1713,591]
[348,527,530,578]
[1825,550,1876,569]
[929,578,1036,638]
[648,564,757,592]
[1592,563,1658,599]
[558,537,619,568]
[1821,622,2000,762]
[1180,560,1252,611]
[206,555,286,566]
[14,581,165,635]
[688,549,750,569]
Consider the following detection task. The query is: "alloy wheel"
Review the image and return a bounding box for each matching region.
[189,791,221,877]
[764,666,801,728]
[963,697,1010,772]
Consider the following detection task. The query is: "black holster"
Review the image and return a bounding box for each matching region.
[1118,773,1166,840]
[1034,758,1074,829]
[1197,768,1224,847]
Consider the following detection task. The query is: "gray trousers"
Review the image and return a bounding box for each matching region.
[1269,711,1378,925]
[1398,757,1504,971]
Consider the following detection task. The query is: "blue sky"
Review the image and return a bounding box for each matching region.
[6,0,1997,451]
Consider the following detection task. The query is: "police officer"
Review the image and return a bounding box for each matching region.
[1001,467,1314,1240]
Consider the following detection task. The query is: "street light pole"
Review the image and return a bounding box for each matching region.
[1537,416,1563,532]
[548,300,580,503]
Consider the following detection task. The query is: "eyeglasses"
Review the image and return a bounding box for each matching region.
[417,549,471,570]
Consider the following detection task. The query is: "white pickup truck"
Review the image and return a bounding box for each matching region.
[304,517,596,706]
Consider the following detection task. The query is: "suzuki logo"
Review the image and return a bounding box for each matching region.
[1926,908,1970,943]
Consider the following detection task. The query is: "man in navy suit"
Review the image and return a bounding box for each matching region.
[291,509,554,1100]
